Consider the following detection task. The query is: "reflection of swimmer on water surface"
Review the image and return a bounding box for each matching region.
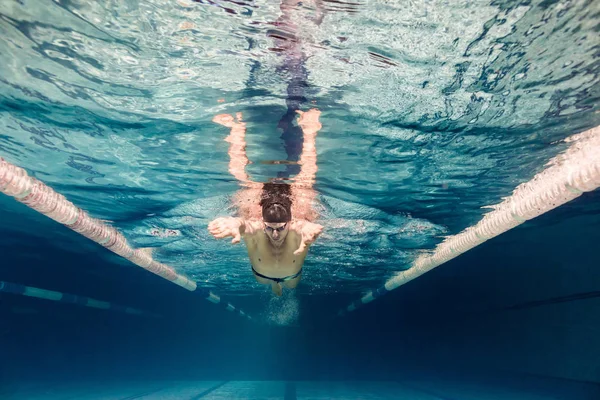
[208,109,323,296]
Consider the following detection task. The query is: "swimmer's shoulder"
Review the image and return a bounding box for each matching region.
[287,220,304,242]
[289,219,307,232]
[241,218,262,233]
[242,218,265,243]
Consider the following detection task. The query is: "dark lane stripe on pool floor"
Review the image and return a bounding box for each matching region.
[120,386,169,400]
[396,382,455,400]
[189,381,229,399]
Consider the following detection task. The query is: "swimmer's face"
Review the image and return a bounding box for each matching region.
[264,222,289,244]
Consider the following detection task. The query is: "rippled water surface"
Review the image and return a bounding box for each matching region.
[1,0,599,296]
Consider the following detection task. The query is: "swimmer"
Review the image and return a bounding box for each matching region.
[208,109,323,296]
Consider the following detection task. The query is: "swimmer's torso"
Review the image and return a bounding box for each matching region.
[244,222,308,278]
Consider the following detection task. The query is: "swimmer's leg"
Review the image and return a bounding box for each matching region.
[271,282,283,296]
[282,275,301,289]
[254,274,283,296]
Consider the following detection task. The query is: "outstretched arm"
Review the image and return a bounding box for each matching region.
[292,220,323,255]
[208,217,245,244]
[291,109,321,220]
[208,217,262,244]
[213,112,252,184]
[293,109,321,189]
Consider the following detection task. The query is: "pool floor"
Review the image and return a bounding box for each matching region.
[3,377,599,399]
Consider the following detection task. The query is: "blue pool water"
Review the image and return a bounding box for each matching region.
[1,0,600,398]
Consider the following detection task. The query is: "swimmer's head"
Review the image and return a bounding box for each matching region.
[263,203,291,244]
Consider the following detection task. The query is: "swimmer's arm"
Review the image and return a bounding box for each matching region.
[213,113,252,184]
[294,109,321,188]
[291,220,323,255]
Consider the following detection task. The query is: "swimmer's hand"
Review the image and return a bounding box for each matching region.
[294,221,323,255]
[296,109,322,134]
[213,112,243,128]
[208,217,243,244]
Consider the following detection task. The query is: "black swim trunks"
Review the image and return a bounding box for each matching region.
[251,265,303,283]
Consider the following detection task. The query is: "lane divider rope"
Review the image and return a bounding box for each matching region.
[339,125,600,316]
[0,280,157,317]
[0,158,252,320]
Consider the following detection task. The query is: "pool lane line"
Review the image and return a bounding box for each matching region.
[119,385,170,400]
[189,381,229,399]
[339,125,600,317]
[0,280,158,317]
[0,157,253,321]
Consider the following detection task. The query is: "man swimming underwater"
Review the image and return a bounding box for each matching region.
[208,109,323,296]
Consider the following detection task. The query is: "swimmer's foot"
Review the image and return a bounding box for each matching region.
[213,112,243,128]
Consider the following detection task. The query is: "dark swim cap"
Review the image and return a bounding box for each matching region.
[260,182,292,223]
[262,202,291,223]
